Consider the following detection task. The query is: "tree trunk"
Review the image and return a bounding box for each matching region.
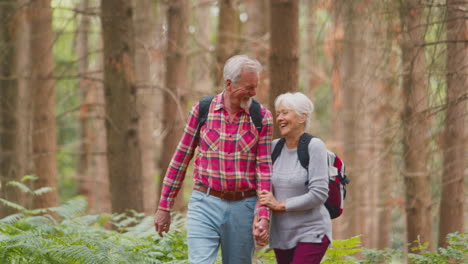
[399,0,433,249]
[327,0,346,239]
[101,0,144,213]
[191,0,214,96]
[29,0,59,209]
[76,0,111,213]
[438,0,466,248]
[76,0,94,211]
[304,0,319,97]
[215,0,241,87]
[335,1,369,244]
[0,0,28,216]
[158,0,189,212]
[243,0,270,105]
[88,46,111,214]
[134,0,157,215]
[269,0,299,137]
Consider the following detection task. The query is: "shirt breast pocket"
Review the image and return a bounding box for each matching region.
[238,129,258,153]
[201,128,220,151]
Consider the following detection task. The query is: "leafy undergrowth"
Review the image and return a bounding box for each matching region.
[0,178,466,263]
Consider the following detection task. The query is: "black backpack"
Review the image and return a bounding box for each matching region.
[271,133,350,219]
[197,95,263,133]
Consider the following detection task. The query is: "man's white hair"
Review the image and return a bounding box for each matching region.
[223,55,262,86]
[274,92,315,131]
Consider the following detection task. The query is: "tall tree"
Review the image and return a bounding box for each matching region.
[76,0,110,213]
[134,0,157,215]
[101,0,144,213]
[364,1,398,248]
[399,0,433,249]
[29,0,59,209]
[191,0,214,95]
[158,0,189,212]
[215,0,241,87]
[0,0,28,216]
[269,0,299,137]
[331,1,371,245]
[304,0,319,96]
[438,0,466,248]
[243,0,270,104]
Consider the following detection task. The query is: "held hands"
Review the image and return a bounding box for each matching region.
[252,215,269,247]
[154,209,171,237]
[258,190,286,211]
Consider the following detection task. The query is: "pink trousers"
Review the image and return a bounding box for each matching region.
[273,236,330,264]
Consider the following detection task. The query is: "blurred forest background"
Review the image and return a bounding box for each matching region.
[0,0,466,254]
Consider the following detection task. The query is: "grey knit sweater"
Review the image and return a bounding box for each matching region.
[269,137,332,250]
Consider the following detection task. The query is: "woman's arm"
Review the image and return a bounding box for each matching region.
[258,190,286,212]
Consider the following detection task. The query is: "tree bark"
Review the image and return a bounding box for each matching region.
[399,0,433,249]
[158,0,190,212]
[29,0,59,209]
[438,0,467,248]
[76,0,110,213]
[335,1,368,244]
[134,0,157,215]
[0,0,29,216]
[76,0,94,211]
[215,0,241,87]
[191,0,213,96]
[243,0,270,105]
[101,0,144,213]
[269,0,299,137]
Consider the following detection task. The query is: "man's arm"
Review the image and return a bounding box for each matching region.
[255,107,273,219]
[158,103,200,211]
[155,104,200,237]
[253,107,273,245]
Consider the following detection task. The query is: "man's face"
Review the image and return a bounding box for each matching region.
[227,70,258,110]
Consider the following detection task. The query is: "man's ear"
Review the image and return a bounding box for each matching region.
[225,79,232,91]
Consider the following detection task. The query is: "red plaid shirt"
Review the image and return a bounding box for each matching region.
[158,93,273,218]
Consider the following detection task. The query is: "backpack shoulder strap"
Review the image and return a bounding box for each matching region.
[271,138,286,164]
[249,99,263,134]
[297,133,314,170]
[198,95,215,129]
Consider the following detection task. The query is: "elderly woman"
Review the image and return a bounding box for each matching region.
[258,92,331,264]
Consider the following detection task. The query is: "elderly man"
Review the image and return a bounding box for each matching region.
[154,55,273,264]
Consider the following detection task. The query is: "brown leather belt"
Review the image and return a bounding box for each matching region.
[194,184,257,201]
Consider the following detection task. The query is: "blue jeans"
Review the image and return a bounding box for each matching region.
[187,190,256,264]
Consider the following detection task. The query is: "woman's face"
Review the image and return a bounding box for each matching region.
[275,104,306,137]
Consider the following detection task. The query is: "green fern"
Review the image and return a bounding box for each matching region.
[321,235,362,264]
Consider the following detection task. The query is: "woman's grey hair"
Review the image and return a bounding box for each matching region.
[223,55,262,87]
[274,92,315,131]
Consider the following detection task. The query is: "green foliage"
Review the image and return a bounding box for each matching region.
[408,233,468,264]
[322,235,362,264]
[0,178,189,264]
[360,247,402,264]
[0,180,465,263]
[0,197,189,264]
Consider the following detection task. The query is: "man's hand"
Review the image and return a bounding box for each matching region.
[154,209,171,237]
[253,217,269,247]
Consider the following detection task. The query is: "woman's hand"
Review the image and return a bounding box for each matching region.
[258,190,286,211]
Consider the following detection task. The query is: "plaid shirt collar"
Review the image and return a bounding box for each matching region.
[213,92,248,115]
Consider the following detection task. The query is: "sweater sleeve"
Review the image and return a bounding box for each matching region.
[285,138,329,211]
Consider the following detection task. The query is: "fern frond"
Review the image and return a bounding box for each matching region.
[20,175,38,182]
[5,181,33,194]
[0,199,27,212]
[32,187,54,196]
[48,196,87,219]
[0,213,25,225]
